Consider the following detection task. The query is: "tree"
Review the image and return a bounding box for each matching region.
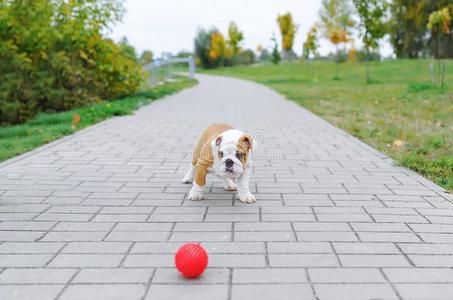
[194,29,212,68]
[271,34,281,64]
[389,0,453,59]
[303,24,320,59]
[320,0,355,37]
[277,12,298,60]
[119,37,138,62]
[353,0,388,83]
[428,7,452,89]
[0,0,143,124]
[227,22,244,56]
[209,31,227,67]
[139,50,153,65]
[256,44,271,61]
[319,0,355,78]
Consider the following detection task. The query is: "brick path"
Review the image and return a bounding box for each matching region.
[0,74,452,300]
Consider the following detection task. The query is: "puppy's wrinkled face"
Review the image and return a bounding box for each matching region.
[215,134,252,178]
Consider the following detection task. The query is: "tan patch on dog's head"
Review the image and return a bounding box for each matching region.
[236,134,252,166]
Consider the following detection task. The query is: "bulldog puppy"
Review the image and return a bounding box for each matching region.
[182,123,256,203]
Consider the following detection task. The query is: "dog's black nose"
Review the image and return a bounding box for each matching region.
[225,159,234,168]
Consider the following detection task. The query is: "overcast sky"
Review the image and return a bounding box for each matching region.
[110,0,392,58]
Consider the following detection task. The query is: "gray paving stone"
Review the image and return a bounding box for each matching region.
[333,242,400,254]
[62,241,132,253]
[408,255,453,267]
[202,242,266,254]
[267,242,332,254]
[73,268,153,283]
[408,223,453,233]
[41,231,107,242]
[357,232,421,242]
[297,231,358,242]
[0,268,76,284]
[171,231,231,242]
[149,213,204,222]
[269,254,339,267]
[34,213,94,222]
[205,213,259,222]
[293,222,351,232]
[145,284,229,300]
[0,230,45,241]
[314,284,398,300]
[105,231,169,242]
[153,268,229,284]
[123,254,174,267]
[93,214,148,222]
[309,268,386,283]
[0,254,53,267]
[174,222,232,232]
[398,243,453,255]
[48,254,123,267]
[233,268,307,283]
[418,233,453,243]
[395,284,453,300]
[339,254,411,267]
[209,254,266,267]
[351,222,410,232]
[231,284,314,300]
[0,285,64,300]
[0,221,55,231]
[60,284,146,300]
[0,242,64,254]
[262,214,315,222]
[383,268,453,283]
[316,212,375,222]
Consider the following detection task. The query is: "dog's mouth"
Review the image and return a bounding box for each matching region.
[225,168,235,173]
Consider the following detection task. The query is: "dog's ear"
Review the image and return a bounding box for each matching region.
[215,135,222,147]
[239,134,252,151]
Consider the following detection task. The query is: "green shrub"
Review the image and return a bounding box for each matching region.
[194,28,215,69]
[235,49,256,65]
[0,0,144,124]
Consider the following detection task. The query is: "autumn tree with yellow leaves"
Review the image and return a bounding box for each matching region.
[227,22,244,56]
[303,24,320,59]
[319,0,355,78]
[194,23,251,68]
[277,12,298,60]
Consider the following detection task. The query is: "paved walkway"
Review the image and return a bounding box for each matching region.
[0,74,452,300]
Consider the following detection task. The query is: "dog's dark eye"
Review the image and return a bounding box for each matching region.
[236,153,244,160]
[218,151,223,158]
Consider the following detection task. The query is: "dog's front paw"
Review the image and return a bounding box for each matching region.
[223,181,236,191]
[188,188,204,201]
[238,192,256,204]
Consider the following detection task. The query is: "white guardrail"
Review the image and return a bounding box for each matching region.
[143,56,196,86]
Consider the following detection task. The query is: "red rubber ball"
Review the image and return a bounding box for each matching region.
[175,243,208,278]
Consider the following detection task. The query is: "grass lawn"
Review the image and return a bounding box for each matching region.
[0,78,196,162]
[205,59,453,191]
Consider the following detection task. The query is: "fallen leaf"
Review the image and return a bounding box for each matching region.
[393,139,405,148]
[71,114,81,129]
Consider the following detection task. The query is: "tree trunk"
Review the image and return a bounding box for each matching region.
[365,46,370,84]
[335,45,340,79]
